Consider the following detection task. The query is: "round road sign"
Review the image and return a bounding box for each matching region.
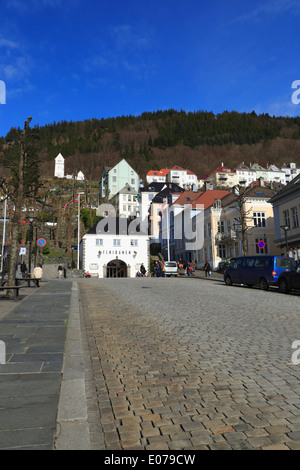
[37,238,46,247]
[257,240,265,249]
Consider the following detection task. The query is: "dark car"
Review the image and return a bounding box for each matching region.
[278,269,300,294]
[224,255,297,290]
[217,258,236,274]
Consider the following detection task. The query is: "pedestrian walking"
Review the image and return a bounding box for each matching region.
[204,260,211,277]
[21,261,27,278]
[154,261,160,277]
[191,260,196,275]
[140,263,146,276]
[186,261,190,276]
[58,263,64,279]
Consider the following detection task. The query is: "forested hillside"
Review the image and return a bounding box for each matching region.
[1,109,300,181]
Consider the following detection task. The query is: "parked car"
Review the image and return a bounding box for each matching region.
[217,258,237,274]
[224,255,297,290]
[164,261,178,277]
[278,268,300,294]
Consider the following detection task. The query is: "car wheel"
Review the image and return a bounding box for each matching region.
[278,278,289,294]
[225,275,232,286]
[258,277,268,290]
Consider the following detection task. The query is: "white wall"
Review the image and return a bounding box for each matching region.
[83,234,149,278]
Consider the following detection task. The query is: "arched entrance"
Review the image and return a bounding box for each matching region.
[106,259,128,278]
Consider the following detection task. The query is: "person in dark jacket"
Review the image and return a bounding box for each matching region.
[204,260,211,277]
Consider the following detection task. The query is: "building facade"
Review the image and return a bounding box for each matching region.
[270,174,300,261]
[99,159,139,201]
[81,217,149,278]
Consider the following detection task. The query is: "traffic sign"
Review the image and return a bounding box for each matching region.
[37,238,46,247]
[257,240,265,249]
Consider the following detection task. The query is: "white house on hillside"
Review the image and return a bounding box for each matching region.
[54,153,65,178]
[166,166,198,189]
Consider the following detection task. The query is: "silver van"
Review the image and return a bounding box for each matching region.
[164,261,178,277]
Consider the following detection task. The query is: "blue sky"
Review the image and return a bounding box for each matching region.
[0,0,299,137]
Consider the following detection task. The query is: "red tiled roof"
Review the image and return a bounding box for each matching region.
[170,165,186,172]
[147,168,169,176]
[191,190,230,209]
[172,191,202,206]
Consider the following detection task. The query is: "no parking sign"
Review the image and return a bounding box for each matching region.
[37,238,46,248]
[257,240,265,249]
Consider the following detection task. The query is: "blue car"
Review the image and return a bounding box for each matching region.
[224,255,297,290]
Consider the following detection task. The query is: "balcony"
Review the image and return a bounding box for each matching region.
[215,229,237,242]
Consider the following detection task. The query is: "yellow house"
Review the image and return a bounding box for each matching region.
[198,182,281,269]
[207,163,238,188]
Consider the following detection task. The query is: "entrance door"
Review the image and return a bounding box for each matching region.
[107,260,127,278]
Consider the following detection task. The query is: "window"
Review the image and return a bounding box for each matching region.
[113,239,121,246]
[233,258,243,269]
[112,176,117,182]
[255,257,270,267]
[244,257,255,267]
[123,195,127,201]
[218,244,226,259]
[292,207,299,228]
[217,221,225,233]
[128,195,132,201]
[207,223,211,237]
[283,210,290,229]
[253,212,266,227]
[131,178,135,185]
[96,239,103,246]
[131,239,138,246]
[234,242,239,257]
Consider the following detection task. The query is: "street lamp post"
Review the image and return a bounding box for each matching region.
[77,192,84,269]
[280,225,290,256]
[27,216,36,277]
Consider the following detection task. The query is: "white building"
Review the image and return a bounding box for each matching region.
[81,217,149,278]
[54,153,65,178]
[167,166,198,189]
[281,163,300,184]
[235,162,257,186]
[110,184,139,218]
[146,169,169,184]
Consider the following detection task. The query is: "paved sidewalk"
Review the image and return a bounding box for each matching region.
[0,280,74,449]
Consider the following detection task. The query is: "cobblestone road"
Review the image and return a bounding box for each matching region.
[78,277,300,450]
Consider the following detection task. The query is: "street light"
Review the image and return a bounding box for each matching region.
[77,192,84,269]
[280,225,290,256]
[26,216,36,276]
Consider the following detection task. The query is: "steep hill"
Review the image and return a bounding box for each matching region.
[1,109,300,180]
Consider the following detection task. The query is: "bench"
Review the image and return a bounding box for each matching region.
[15,278,40,287]
[0,285,24,300]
